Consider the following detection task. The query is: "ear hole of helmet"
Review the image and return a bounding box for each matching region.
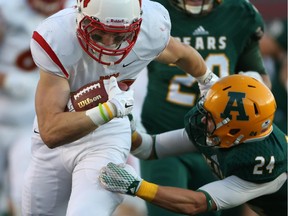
[253,103,259,115]
[228,129,240,135]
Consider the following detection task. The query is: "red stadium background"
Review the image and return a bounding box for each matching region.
[250,0,287,21]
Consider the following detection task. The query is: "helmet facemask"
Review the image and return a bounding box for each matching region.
[188,97,221,148]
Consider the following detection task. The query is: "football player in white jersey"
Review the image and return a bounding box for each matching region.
[22,0,219,215]
[0,0,74,215]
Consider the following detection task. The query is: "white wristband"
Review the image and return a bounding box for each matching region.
[131,132,153,160]
[85,102,116,126]
[196,68,219,96]
[195,68,214,84]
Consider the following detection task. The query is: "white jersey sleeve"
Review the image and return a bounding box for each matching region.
[133,0,171,60]
[30,8,82,79]
[199,173,287,210]
[155,129,198,158]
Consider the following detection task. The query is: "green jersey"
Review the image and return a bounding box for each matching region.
[184,105,287,215]
[185,122,287,182]
[141,1,270,215]
[142,0,266,133]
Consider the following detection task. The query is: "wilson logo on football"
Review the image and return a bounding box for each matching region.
[77,95,102,109]
[65,79,128,112]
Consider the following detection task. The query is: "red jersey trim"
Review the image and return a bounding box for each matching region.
[32,31,69,78]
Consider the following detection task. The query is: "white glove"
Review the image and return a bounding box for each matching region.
[108,76,134,117]
[197,69,219,96]
[99,162,142,196]
[3,73,37,99]
[239,71,264,84]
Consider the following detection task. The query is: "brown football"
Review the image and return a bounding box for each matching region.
[66,79,128,112]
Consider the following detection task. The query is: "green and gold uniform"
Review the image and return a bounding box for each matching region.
[184,103,288,216]
[140,0,268,215]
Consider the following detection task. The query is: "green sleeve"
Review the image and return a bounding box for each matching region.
[235,40,267,75]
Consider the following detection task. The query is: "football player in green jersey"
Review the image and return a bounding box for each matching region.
[99,75,287,216]
[138,0,271,215]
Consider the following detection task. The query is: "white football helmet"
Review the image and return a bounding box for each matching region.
[28,0,66,16]
[169,0,221,16]
[76,0,142,66]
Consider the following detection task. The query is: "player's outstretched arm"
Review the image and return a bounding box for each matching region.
[156,36,219,96]
[99,163,287,215]
[99,162,214,215]
[131,128,196,160]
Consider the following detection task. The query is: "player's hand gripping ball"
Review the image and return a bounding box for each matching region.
[66,79,128,112]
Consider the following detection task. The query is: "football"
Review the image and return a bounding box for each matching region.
[66,79,128,112]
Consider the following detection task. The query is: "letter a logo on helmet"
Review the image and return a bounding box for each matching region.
[220,92,249,121]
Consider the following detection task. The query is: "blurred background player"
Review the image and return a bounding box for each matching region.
[0,0,74,215]
[132,0,271,215]
[260,18,287,134]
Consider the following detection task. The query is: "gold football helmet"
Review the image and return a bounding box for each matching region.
[188,74,276,148]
